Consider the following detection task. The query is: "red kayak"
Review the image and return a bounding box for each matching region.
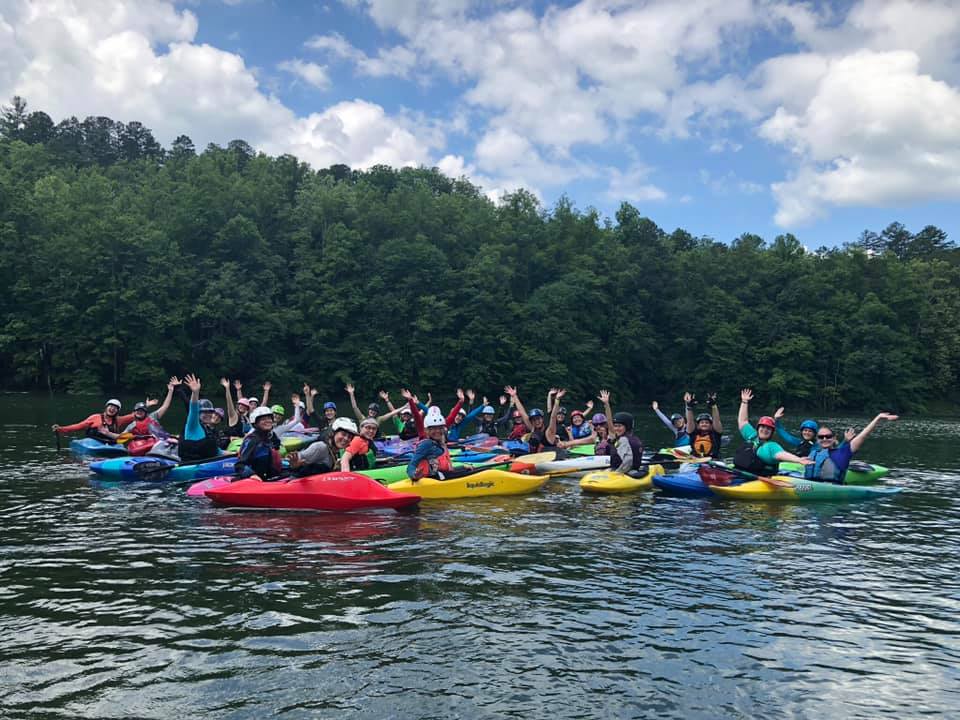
[204,472,421,512]
[127,437,158,456]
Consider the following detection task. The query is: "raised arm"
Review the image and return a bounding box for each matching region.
[684,392,696,434]
[445,388,465,427]
[737,388,752,431]
[154,376,179,420]
[651,401,675,433]
[505,386,531,430]
[401,389,425,439]
[546,388,556,415]
[381,390,396,412]
[304,383,316,417]
[221,377,238,427]
[599,389,614,437]
[773,407,801,446]
[850,413,898,453]
[546,388,564,445]
[261,381,272,407]
[706,392,723,433]
[345,383,365,423]
[495,395,513,427]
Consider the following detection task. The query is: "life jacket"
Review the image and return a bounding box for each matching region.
[804,447,845,484]
[508,421,526,440]
[794,439,814,457]
[673,430,691,447]
[399,419,418,440]
[690,429,722,458]
[528,428,555,454]
[477,418,498,437]
[555,425,571,442]
[237,431,283,479]
[351,437,376,471]
[179,424,226,462]
[609,433,644,473]
[127,415,166,438]
[86,413,120,443]
[570,423,591,439]
[594,437,611,456]
[413,439,454,478]
[734,439,778,476]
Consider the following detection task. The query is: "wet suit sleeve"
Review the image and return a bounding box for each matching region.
[411,399,425,439]
[57,414,103,434]
[449,405,484,441]
[653,407,678,437]
[184,400,204,441]
[614,437,633,473]
[445,399,464,428]
[775,420,801,447]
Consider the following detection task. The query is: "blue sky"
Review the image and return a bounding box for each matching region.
[2,0,959,247]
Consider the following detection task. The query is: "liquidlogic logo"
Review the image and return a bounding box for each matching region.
[465,481,495,490]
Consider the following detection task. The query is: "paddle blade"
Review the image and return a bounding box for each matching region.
[758,474,794,488]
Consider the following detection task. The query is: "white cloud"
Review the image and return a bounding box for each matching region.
[699,168,765,197]
[305,32,416,78]
[605,164,667,204]
[0,0,436,172]
[277,59,331,90]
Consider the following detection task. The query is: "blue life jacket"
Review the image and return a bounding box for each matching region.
[805,447,845,483]
[673,430,690,447]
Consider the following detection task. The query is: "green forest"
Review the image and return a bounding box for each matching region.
[1,97,958,412]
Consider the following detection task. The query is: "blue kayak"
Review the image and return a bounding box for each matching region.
[70,438,129,457]
[90,456,178,481]
[652,471,717,498]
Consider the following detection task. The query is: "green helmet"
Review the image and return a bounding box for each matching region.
[271,404,285,415]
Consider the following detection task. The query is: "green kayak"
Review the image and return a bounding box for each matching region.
[778,460,890,485]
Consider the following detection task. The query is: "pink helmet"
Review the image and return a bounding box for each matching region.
[758,415,776,429]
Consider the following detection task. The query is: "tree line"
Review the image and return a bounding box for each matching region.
[2,97,958,412]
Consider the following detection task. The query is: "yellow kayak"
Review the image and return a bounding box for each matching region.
[389,469,547,499]
[579,464,664,494]
[709,479,903,502]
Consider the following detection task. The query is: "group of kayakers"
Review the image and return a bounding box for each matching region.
[53,377,897,485]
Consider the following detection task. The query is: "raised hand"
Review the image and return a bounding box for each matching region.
[400,388,413,400]
[466,389,475,402]
[598,390,610,403]
[456,388,465,401]
[220,377,230,389]
[774,406,785,420]
[310,388,318,397]
[740,388,753,403]
[233,380,242,391]
[504,385,517,397]
[185,374,201,392]
[585,400,594,411]
[345,383,355,395]
[651,400,659,410]
[168,376,181,390]
[379,390,390,401]
[425,392,432,405]
[555,388,567,399]
[548,388,557,397]
[146,398,158,407]
[844,428,856,442]
[482,396,489,405]
[499,395,507,405]
[303,383,311,396]
[683,391,693,404]
[263,381,272,391]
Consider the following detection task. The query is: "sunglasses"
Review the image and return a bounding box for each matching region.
[817,434,834,439]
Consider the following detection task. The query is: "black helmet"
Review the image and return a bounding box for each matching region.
[612,412,634,431]
[134,401,148,412]
[695,412,713,423]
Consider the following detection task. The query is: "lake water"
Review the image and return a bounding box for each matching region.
[2,394,959,718]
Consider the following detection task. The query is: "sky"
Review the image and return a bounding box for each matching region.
[1,0,959,247]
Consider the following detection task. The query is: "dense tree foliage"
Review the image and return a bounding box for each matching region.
[2,97,958,411]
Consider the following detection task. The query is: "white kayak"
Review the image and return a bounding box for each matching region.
[534,454,611,476]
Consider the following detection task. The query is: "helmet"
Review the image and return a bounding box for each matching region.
[323,401,336,410]
[400,407,412,417]
[213,407,225,419]
[529,408,544,418]
[670,413,683,422]
[368,403,380,413]
[557,406,567,415]
[481,405,495,414]
[758,415,776,429]
[134,402,147,412]
[571,410,584,418]
[237,397,251,408]
[696,413,713,423]
[612,412,634,431]
[512,410,521,420]
[360,417,379,429]
[456,407,467,416]
[591,413,607,425]
[250,406,274,423]
[800,419,818,432]
[106,398,122,409]
[331,417,358,434]
[248,396,260,405]
[198,399,214,413]
[424,406,446,428]
[271,404,285,415]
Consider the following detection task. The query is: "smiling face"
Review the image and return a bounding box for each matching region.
[255,416,274,433]
[360,423,377,440]
[202,411,220,426]
[532,416,544,429]
[571,414,583,426]
[817,427,836,448]
[333,430,352,450]
[134,409,147,420]
[612,421,626,438]
[105,404,119,417]
[697,419,712,432]
[324,408,336,421]
[673,416,685,430]
[757,424,774,440]
[801,427,816,440]
[426,425,445,442]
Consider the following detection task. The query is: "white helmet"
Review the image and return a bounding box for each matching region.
[331,417,358,434]
[250,406,274,423]
[424,406,446,428]
[482,405,495,414]
[106,398,121,409]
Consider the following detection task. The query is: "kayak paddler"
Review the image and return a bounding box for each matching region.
[339,417,379,471]
[123,376,178,438]
[734,388,813,477]
[685,392,724,459]
[405,405,476,480]
[651,397,690,448]
[804,412,898,484]
[179,374,229,462]
[52,398,136,444]
[773,407,819,457]
[236,406,284,479]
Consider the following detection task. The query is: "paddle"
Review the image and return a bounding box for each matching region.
[705,460,793,488]
[54,431,61,452]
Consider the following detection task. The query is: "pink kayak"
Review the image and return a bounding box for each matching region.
[186,476,233,497]
[203,472,421,512]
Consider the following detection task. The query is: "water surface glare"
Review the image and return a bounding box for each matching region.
[2,400,959,718]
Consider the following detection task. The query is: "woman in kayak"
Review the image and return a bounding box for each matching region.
[235,406,284,480]
[179,374,230,462]
[339,417,379,471]
[773,407,819,457]
[804,412,898,484]
[405,405,477,480]
[448,389,485,441]
[124,377,179,438]
[685,392,724,459]
[220,378,251,439]
[735,388,812,476]
[53,399,136,444]
[289,417,361,476]
[505,385,558,453]
[651,398,690,448]
[569,410,592,440]
[595,390,644,474]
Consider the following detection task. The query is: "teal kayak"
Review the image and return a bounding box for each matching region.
[711,478,902,502]
[778,460,890,485]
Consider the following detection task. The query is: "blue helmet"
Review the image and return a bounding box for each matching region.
[323,401,336,410]
[800,419,818,432]
[529,408,544,418]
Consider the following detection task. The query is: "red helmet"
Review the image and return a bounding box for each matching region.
[758,415,776,429]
